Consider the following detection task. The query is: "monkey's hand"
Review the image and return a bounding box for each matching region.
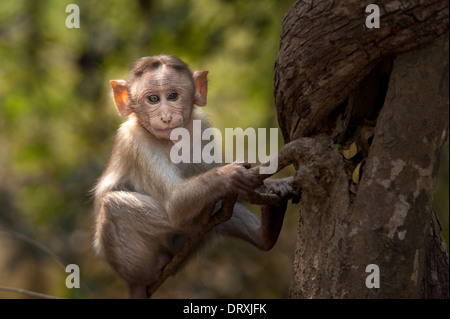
[262,177,301,204]
[215,162,263,197]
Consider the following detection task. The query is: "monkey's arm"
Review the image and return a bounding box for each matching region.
[165,162,262,225]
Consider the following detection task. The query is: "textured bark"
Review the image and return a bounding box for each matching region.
[274,0,449,142]
[274,0,449,298]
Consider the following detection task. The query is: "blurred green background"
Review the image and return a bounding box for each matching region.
[0,0,448,299]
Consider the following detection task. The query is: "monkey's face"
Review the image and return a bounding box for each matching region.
[130,67,195,140]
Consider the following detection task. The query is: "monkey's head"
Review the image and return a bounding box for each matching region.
[110,55,208,140]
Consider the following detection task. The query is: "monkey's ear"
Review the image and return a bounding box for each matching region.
[110,80,133,116]
[193,70,208,106]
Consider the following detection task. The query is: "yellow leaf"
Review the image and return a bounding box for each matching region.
[342,142,358,159]
[352,160,364,184]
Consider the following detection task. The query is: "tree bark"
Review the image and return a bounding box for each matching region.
[274,0,448,141]
[274,0,449,298]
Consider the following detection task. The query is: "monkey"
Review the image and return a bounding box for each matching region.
[93,55,294,298]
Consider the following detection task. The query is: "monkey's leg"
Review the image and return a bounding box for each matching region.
[257,177,294,250]
[259,202,287,250]
[215,201,287,251]
[95,191,178,298]
[128,253,171,299]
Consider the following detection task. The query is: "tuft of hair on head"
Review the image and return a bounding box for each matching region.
[129,55,193,82]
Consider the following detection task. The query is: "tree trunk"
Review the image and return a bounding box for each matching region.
[274,0,449,298]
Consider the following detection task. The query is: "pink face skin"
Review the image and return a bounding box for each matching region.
[129,65,195,140]
[110,57,207,141]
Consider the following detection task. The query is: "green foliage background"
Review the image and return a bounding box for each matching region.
[0,0,448,298]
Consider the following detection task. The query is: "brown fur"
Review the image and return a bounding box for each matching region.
[93,55,291,298]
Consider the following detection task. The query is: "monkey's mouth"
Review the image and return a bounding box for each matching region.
[152,126,182,139]
[154,126,179,133]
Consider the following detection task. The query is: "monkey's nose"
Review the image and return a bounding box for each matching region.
[161,114,172,123]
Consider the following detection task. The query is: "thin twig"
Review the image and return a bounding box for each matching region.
[0,227,96,299]
[0,286,63,299]
[0,227,66,268]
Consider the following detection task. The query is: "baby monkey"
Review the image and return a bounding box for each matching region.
[93,55,293,298]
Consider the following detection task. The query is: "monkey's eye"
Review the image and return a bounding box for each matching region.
[167,92,178,101]
[147,95,160,103]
